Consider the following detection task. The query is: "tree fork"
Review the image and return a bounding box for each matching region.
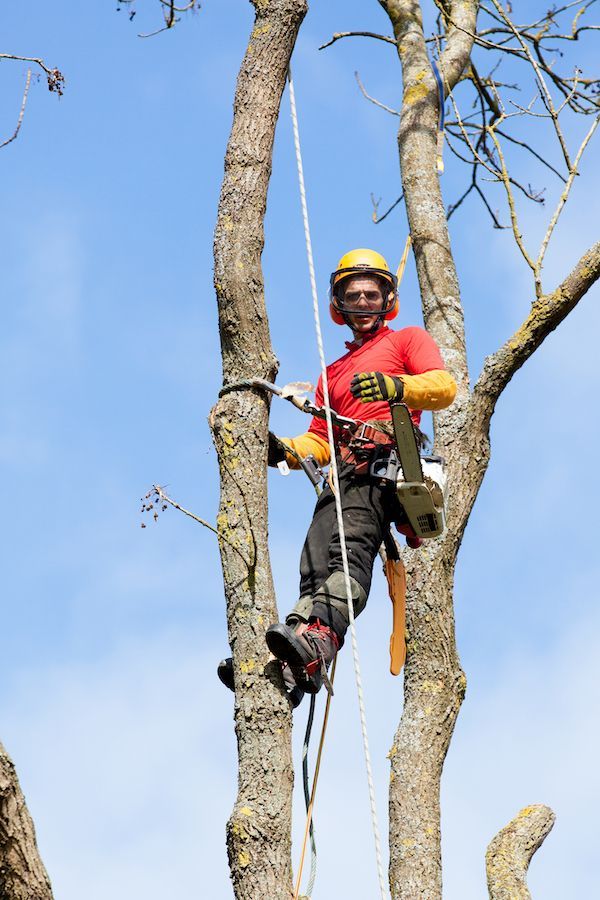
[210,1,307,897]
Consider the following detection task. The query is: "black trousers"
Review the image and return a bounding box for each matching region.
[296,459,404,637]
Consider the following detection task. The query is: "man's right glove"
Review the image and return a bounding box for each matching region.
[350,371,404,403]
[268,432,287,467]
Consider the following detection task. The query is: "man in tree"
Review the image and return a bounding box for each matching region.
[262,248,457,699]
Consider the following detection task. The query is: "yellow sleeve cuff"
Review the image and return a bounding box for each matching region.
[400,369,457,411]
[279,432,331,469]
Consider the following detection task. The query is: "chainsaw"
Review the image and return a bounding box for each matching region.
[389,401,446,539]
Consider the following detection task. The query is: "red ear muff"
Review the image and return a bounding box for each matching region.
[384,294,399,321]
[329,302,346,325]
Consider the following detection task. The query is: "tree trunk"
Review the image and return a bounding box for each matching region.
[210,1,307,897]
[380,1,477,896]
[388,549,465,899]
[0,742,53,900]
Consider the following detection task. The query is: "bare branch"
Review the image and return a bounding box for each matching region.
[0,69,31,150]
[138,22,177,38]
[474,182,508,227]
[319,31,396,51]
[444,145,508,228]
[157,0,198,11]
[118,0,199,37]
[0,54,64,95]
[448,89,499,179]
[371,192,404,224]
[494,128,567,183]
[447,181,474,218]
[486,805,555,899]
[488,0,573,167]
[442,17,526,56]
[355,70,399,115]
[486,123,537,277]
[536,113,600,280]
[144,485,253,565]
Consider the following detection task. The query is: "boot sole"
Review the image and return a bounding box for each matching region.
[217,658,234,692]
[217,655,305,708]
[265,625,322,694]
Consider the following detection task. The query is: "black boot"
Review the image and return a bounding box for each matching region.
[265,619,339,694]
[217,657,304,708]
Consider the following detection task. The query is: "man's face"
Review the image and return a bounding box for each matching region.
[341,275,390,336]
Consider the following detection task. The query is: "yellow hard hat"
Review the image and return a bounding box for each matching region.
[329,248,398,325]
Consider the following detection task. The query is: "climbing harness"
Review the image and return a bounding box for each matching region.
[288,65,389,900]
[233,373,447,542]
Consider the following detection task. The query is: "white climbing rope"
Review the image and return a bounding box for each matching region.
[288,67,389,900]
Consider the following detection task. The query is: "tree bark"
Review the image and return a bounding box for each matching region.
[486,805,556,899]
[380,1,477,896]
[0,742,53,900]
[210,1,307,897]
[379,3,600,896]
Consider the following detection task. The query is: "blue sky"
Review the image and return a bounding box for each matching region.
[1,2,599,898]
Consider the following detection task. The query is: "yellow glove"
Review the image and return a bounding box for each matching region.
[349,371,404,403]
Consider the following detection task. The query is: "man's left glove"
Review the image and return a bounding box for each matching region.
[350,371,404,403]
[268,432,287,467]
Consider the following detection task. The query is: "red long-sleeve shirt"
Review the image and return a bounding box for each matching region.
[284,325,456,467]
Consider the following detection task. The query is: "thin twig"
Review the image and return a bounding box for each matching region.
[355,71,399,116]
[319,31,397,51]
[372,193,404,224]
[475,182,508,228]
[151,484,252,565]
[448,89,501,180]
[139,22,178,37]
[157,0,198,11]
[447,182,475,219]
[0,69,31,150]
[495,127,567,182]
[0,54,64,95]
[441,17,527,55]
[536,113,600,283]
[486,122,537,276]
[449,86,550,204]
[136,0,198,37]
[488,0,572,167]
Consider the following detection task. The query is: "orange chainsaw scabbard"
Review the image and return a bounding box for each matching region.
[385,557,407,676]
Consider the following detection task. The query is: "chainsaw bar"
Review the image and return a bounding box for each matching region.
[390,402,423,483]
[390,401,444,539]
